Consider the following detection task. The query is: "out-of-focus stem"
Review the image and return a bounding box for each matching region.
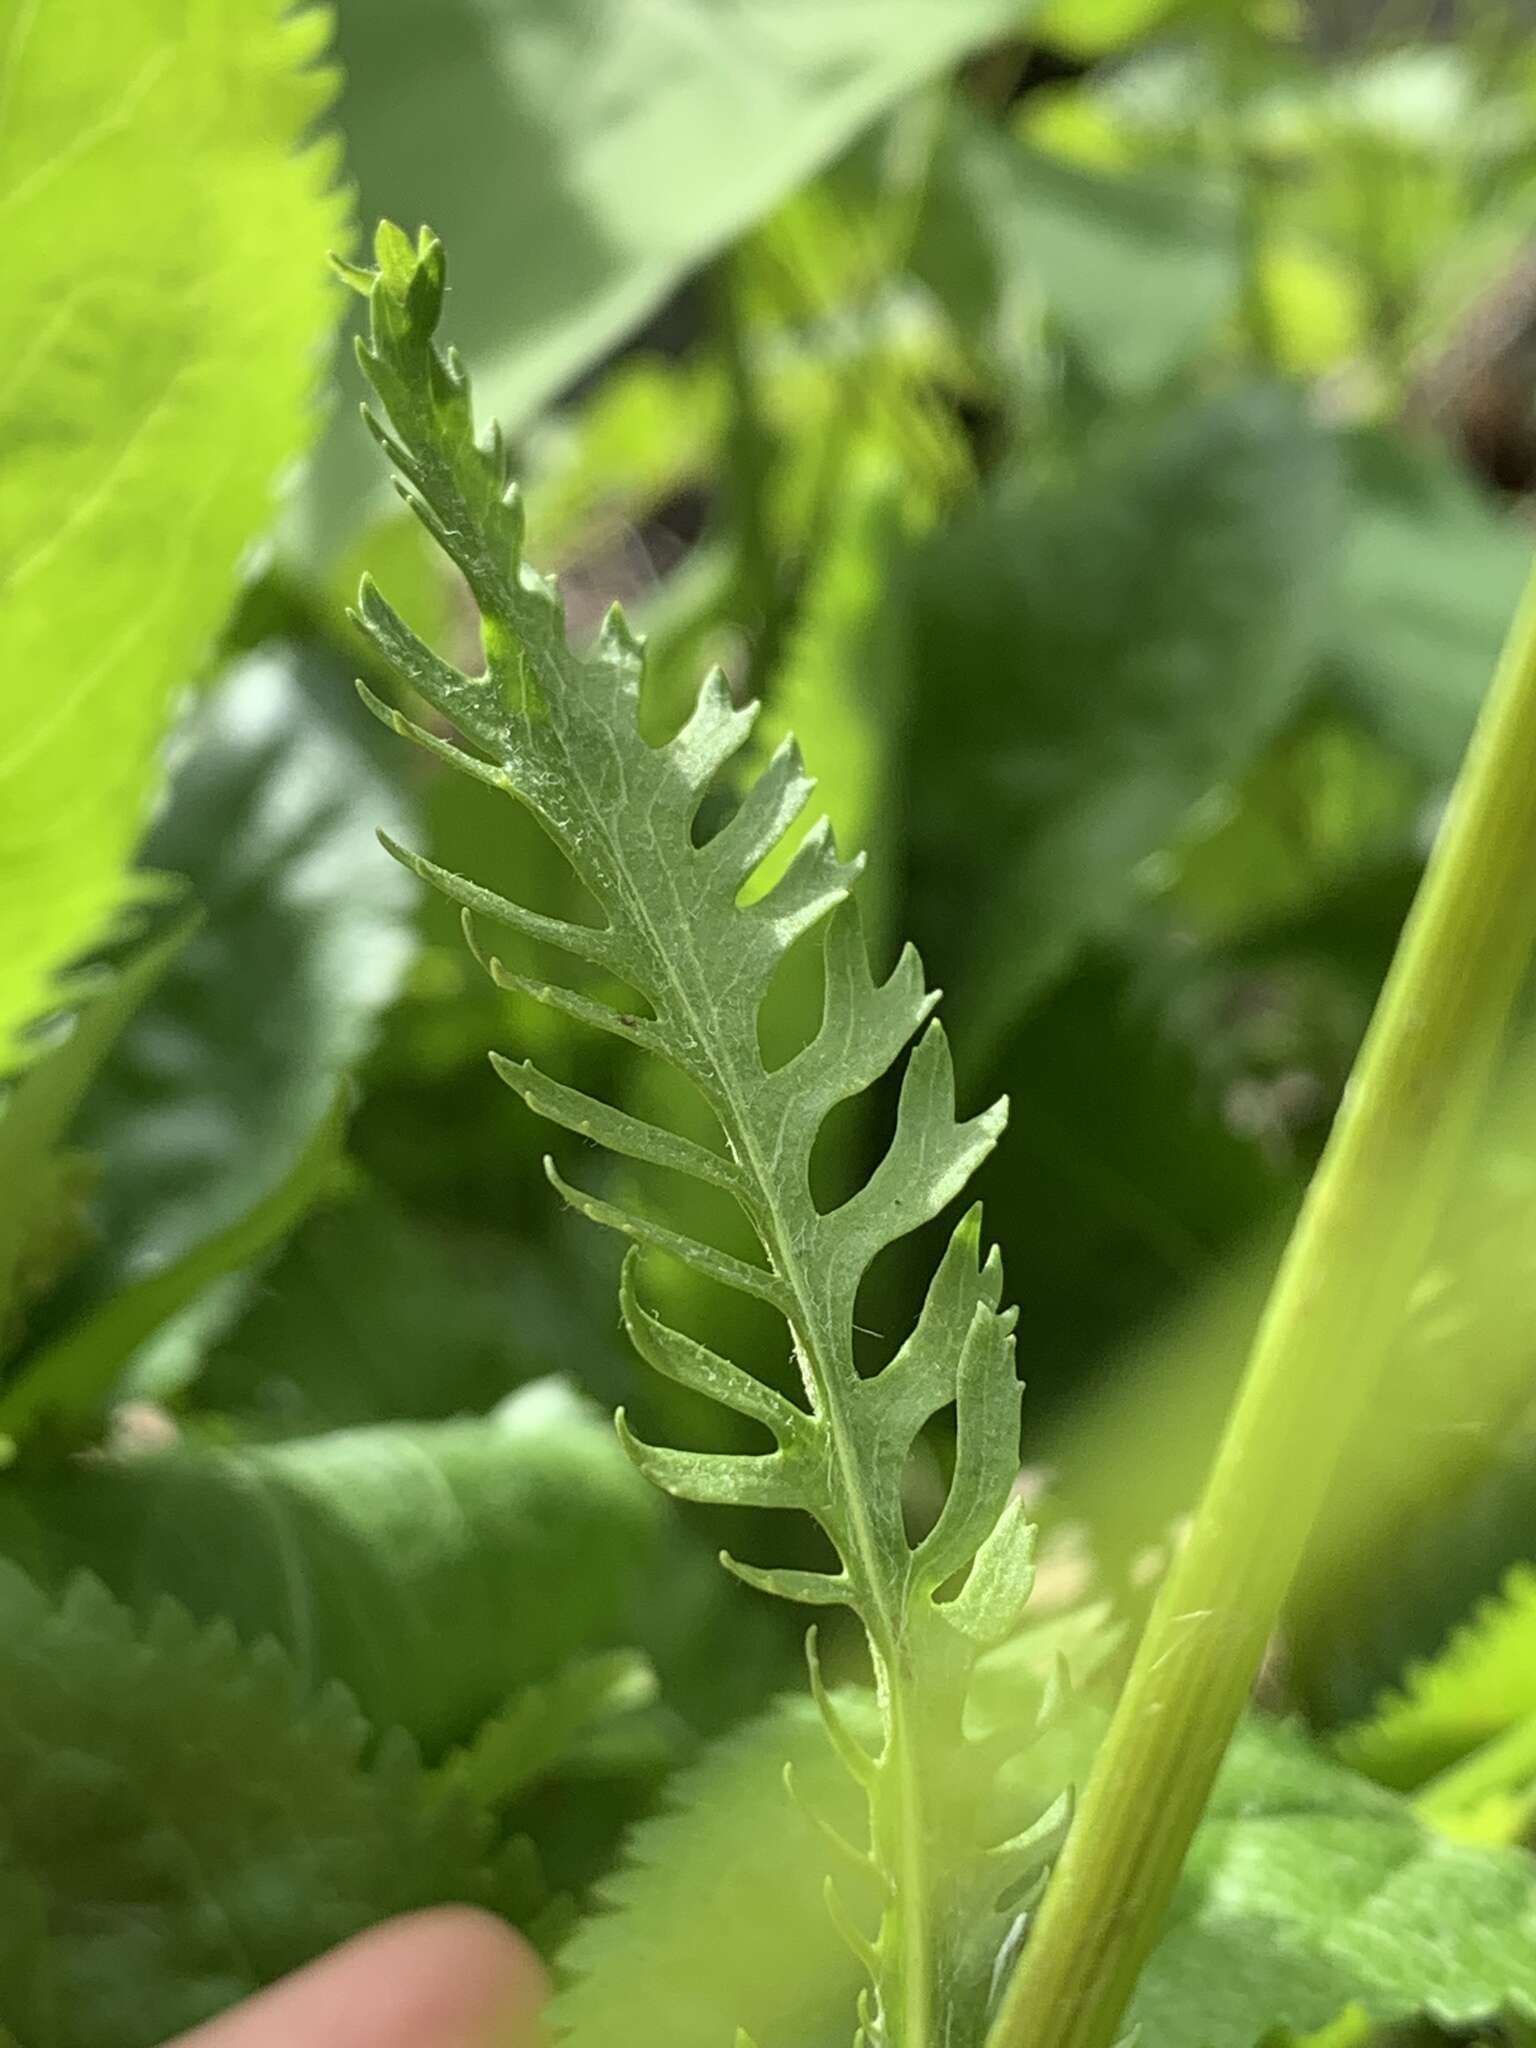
[987,549,1536,2048]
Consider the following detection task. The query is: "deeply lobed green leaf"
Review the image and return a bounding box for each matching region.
[552,1613,1118,2048]
[347,219,1047,2047]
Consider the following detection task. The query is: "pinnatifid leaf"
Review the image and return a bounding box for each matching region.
[552,1621,1114,2048]
[0,1561,536,2048]
[349,220,1043,2045]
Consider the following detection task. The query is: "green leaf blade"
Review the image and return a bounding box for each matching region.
[0,0,346,1066]
[0,1561,532,2048]
[349,220,1046,2048]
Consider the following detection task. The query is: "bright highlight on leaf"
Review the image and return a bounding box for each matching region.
[0,0,345,1070]
[347,218,1052,2048]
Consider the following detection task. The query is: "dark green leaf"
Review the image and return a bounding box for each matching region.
[907,388,1342,1067]
[188,1184,567,1435]
[1325,431,1531,774]
[0,1098,346,1449]
[0,1562,533,2048]
[61,645,420,1313]
[0,1382,663,1756]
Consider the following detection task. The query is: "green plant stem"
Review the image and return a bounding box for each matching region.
[987,547,1536,2048]
[1416,1712,1536,1835]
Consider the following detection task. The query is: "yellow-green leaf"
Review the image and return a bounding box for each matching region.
[0,0,345,1066]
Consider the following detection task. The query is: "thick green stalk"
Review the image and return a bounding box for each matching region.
[987,549,1536,2048]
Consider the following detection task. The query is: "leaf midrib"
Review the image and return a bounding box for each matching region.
[505,624,934,2048]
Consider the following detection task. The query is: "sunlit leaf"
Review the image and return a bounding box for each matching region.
[0,0,344,1064]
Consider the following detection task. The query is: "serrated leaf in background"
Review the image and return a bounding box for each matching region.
[1131,1719,1536,2048]
[1335,1567,1536,1791]
[0,0,345,1065]
[551,1693,872,2048]
[434,1650,661,1810]
[0,1381,663,1756]
[0,1561,533,2048]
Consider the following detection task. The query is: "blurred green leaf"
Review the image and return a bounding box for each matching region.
[1326,432,1533,774]
[187,1184,555,1434]
[1293,1415,1536,1734]
[303,0,1038,551]
[971,947,1288,1426]
[907,387,1342,1067]
[59,646,420,1316]
[914,107,1239,389]
[0,0,344,1065]
[434,1649,659,1809]
[0,1380,663,1756]
[1131,1718,1536,2048]
[1336,1567,1536,1793]
[552,1692,871,2048]
[0,1561,533,2048]
[0,1096,346,1450]
[0,916,190,1356]
[1031,0,1179,51]
[1164,712,1421,946]
[523,354,725,566]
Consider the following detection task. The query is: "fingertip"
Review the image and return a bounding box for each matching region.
[167,1906,548,2047]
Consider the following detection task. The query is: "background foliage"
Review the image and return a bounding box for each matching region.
[10,1,1536,2043]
